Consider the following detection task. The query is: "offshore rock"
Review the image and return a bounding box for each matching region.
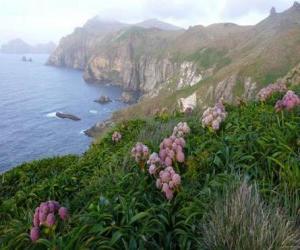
[56,112,81,121]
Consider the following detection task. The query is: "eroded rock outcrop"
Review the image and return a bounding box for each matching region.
[178,92,197,112]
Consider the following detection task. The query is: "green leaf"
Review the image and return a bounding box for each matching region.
[129,211,149,225]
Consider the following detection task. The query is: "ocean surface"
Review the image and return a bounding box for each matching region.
[0,54,128,172]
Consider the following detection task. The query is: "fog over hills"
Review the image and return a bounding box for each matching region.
[1,39,56,54]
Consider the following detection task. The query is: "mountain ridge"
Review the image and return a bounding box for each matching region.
[135,18,184,30]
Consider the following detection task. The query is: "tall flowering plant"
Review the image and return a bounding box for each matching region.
[131,142,150,170]
[257,82,287,101]
[144,122,190,200]
[30,201,69,242]
[112,131,122,143]
[202,102,227,131]
[275,90,300,112]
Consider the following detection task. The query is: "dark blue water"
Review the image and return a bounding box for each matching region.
[0,54,127,172]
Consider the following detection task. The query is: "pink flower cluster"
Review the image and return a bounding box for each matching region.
[172,122,190,138]
[156,167,181,200]
[131,142,150,164]
[159,135,186,166]
[30,201,69,242]
[112,131,122,142]
[202,102,227,131]
[257,82,287,101]
[275,90,300,112]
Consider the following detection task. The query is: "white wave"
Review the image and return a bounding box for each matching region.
[80,130,86,135]
[89,110,98,114]
[46,112,57,118]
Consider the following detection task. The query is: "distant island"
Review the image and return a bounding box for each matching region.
[1,39,56,54]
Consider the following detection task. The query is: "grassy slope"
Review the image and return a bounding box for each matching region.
[0,88,299,249]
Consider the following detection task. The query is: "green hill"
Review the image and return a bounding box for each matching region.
[1,86,299,249]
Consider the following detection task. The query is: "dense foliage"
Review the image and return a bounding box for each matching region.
[0,88,299,249]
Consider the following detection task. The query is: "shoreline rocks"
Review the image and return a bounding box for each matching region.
[84,120,114,137]
[56,112,81,121]
[94,95,112,104]
[118,91,136,104]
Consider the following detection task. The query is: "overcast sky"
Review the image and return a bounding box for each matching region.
[0,0,296,45]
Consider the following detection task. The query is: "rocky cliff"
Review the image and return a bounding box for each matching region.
[48,3,300,102]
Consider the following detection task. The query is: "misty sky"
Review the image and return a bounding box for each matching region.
[0,0,296,45]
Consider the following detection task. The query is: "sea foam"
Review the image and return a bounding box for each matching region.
[89,110,98,114]
[46,112,57,118]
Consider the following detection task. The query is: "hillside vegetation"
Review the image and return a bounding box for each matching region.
[0,85,299,249]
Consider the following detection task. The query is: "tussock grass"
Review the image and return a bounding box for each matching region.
[202,181,300,250]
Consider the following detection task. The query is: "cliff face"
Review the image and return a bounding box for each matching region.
[84,55,176,92]
[83,52,211,94]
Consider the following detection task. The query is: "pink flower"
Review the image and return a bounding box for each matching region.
[161,171,171,183]
[40,203,49,214]
[112,131,122,142]
[164,138,172,148]
[275,90,300,112]
[172,174,181,186]
[167,150,175,159]
[162,183,170,193]
[176,145,183,153]
[33,213,40,227]
[148,164,156,175]
[173,122,190,137]
[159,149,167,160]
[38,211,47,224]
[46,213,56,227]
[176,151,185,163]
[165,156,172,166]
[212,120,220,130]
[136,144,142,152]
[165,189,174,200]
[131,143,150,164]
[30,227,40,242]
[202,102,227,131]
[48,201,55,213]
[58,207,69,221]
[257,82,287,101]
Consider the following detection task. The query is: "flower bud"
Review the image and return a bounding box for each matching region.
[165,156,172,166]
[58,207,69,221]
[176,151,185,163]
[30,227,40,242]
[46,213,56,227]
